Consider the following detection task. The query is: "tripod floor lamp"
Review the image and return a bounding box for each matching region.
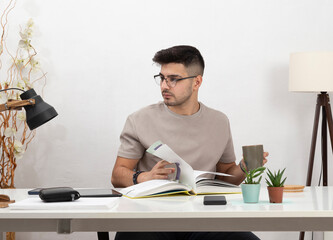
[289,51,333,240]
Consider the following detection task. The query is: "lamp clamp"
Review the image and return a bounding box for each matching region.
[0,99,35,112]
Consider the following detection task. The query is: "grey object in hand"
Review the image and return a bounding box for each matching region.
[164,163,181,181]
[242,145,263,171]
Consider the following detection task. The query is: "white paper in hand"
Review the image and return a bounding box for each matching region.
[147,141,196,190]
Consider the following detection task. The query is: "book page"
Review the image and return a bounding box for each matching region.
[119,179,191,198]
[147,141,196,190]
[195,185,241,194]
[193,170,232,181]
[196,178,237,187]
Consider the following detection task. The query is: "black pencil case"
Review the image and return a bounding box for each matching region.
[39,187,80,202]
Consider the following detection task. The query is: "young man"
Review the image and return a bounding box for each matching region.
[112,45,267,240]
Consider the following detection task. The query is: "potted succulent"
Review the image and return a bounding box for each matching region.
[241,166,266,203]
[265,168,287,203]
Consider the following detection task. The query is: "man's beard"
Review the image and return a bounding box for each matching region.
[162,88,192,106]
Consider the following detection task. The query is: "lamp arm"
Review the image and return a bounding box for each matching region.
[0,99,35,112]
[0,88,25,93]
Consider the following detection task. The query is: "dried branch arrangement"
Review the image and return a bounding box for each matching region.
[0,0,47,188]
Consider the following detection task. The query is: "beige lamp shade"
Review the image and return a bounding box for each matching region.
[289,51,333,92]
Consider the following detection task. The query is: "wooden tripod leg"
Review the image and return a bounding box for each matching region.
[325,98,333,158]
[322,105,328,186]
[306,97,321,186]
[299,232,305,240]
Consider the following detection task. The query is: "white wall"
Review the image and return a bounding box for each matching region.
[2,0,333,239]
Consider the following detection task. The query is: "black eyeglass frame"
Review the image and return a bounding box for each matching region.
[154,74,197,88]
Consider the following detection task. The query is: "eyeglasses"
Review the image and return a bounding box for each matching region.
[154,74,197,88]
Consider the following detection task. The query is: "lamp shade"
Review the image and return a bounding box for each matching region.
[289,51,333,92]
[20,89,58,130]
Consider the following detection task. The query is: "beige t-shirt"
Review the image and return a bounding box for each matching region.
[117,102,236,172]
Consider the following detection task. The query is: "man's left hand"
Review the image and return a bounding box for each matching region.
[263,152,269,165]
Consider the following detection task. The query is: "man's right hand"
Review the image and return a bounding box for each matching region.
[137,160,175,183]
[111,157,176,188]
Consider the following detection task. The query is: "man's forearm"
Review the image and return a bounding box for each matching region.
[111,166,135,188]
[223,164,246,185]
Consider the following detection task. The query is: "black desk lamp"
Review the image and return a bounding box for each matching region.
[289,51,333,240]
[0,88,58,129]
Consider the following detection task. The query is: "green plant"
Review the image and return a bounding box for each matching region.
[265,168,287,187]
[244,166,266,184]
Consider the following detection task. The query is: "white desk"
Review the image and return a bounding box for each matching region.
[1,187,333,239]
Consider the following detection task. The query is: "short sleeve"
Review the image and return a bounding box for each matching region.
[117,116,146,159]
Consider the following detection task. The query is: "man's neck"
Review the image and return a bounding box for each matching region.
[167,101,200,116]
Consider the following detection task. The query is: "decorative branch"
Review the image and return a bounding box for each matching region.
[0,0,47,189]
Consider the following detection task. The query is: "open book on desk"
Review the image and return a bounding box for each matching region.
[119,141,241,199]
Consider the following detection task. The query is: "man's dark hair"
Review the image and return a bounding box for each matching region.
[153,45,205,76]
